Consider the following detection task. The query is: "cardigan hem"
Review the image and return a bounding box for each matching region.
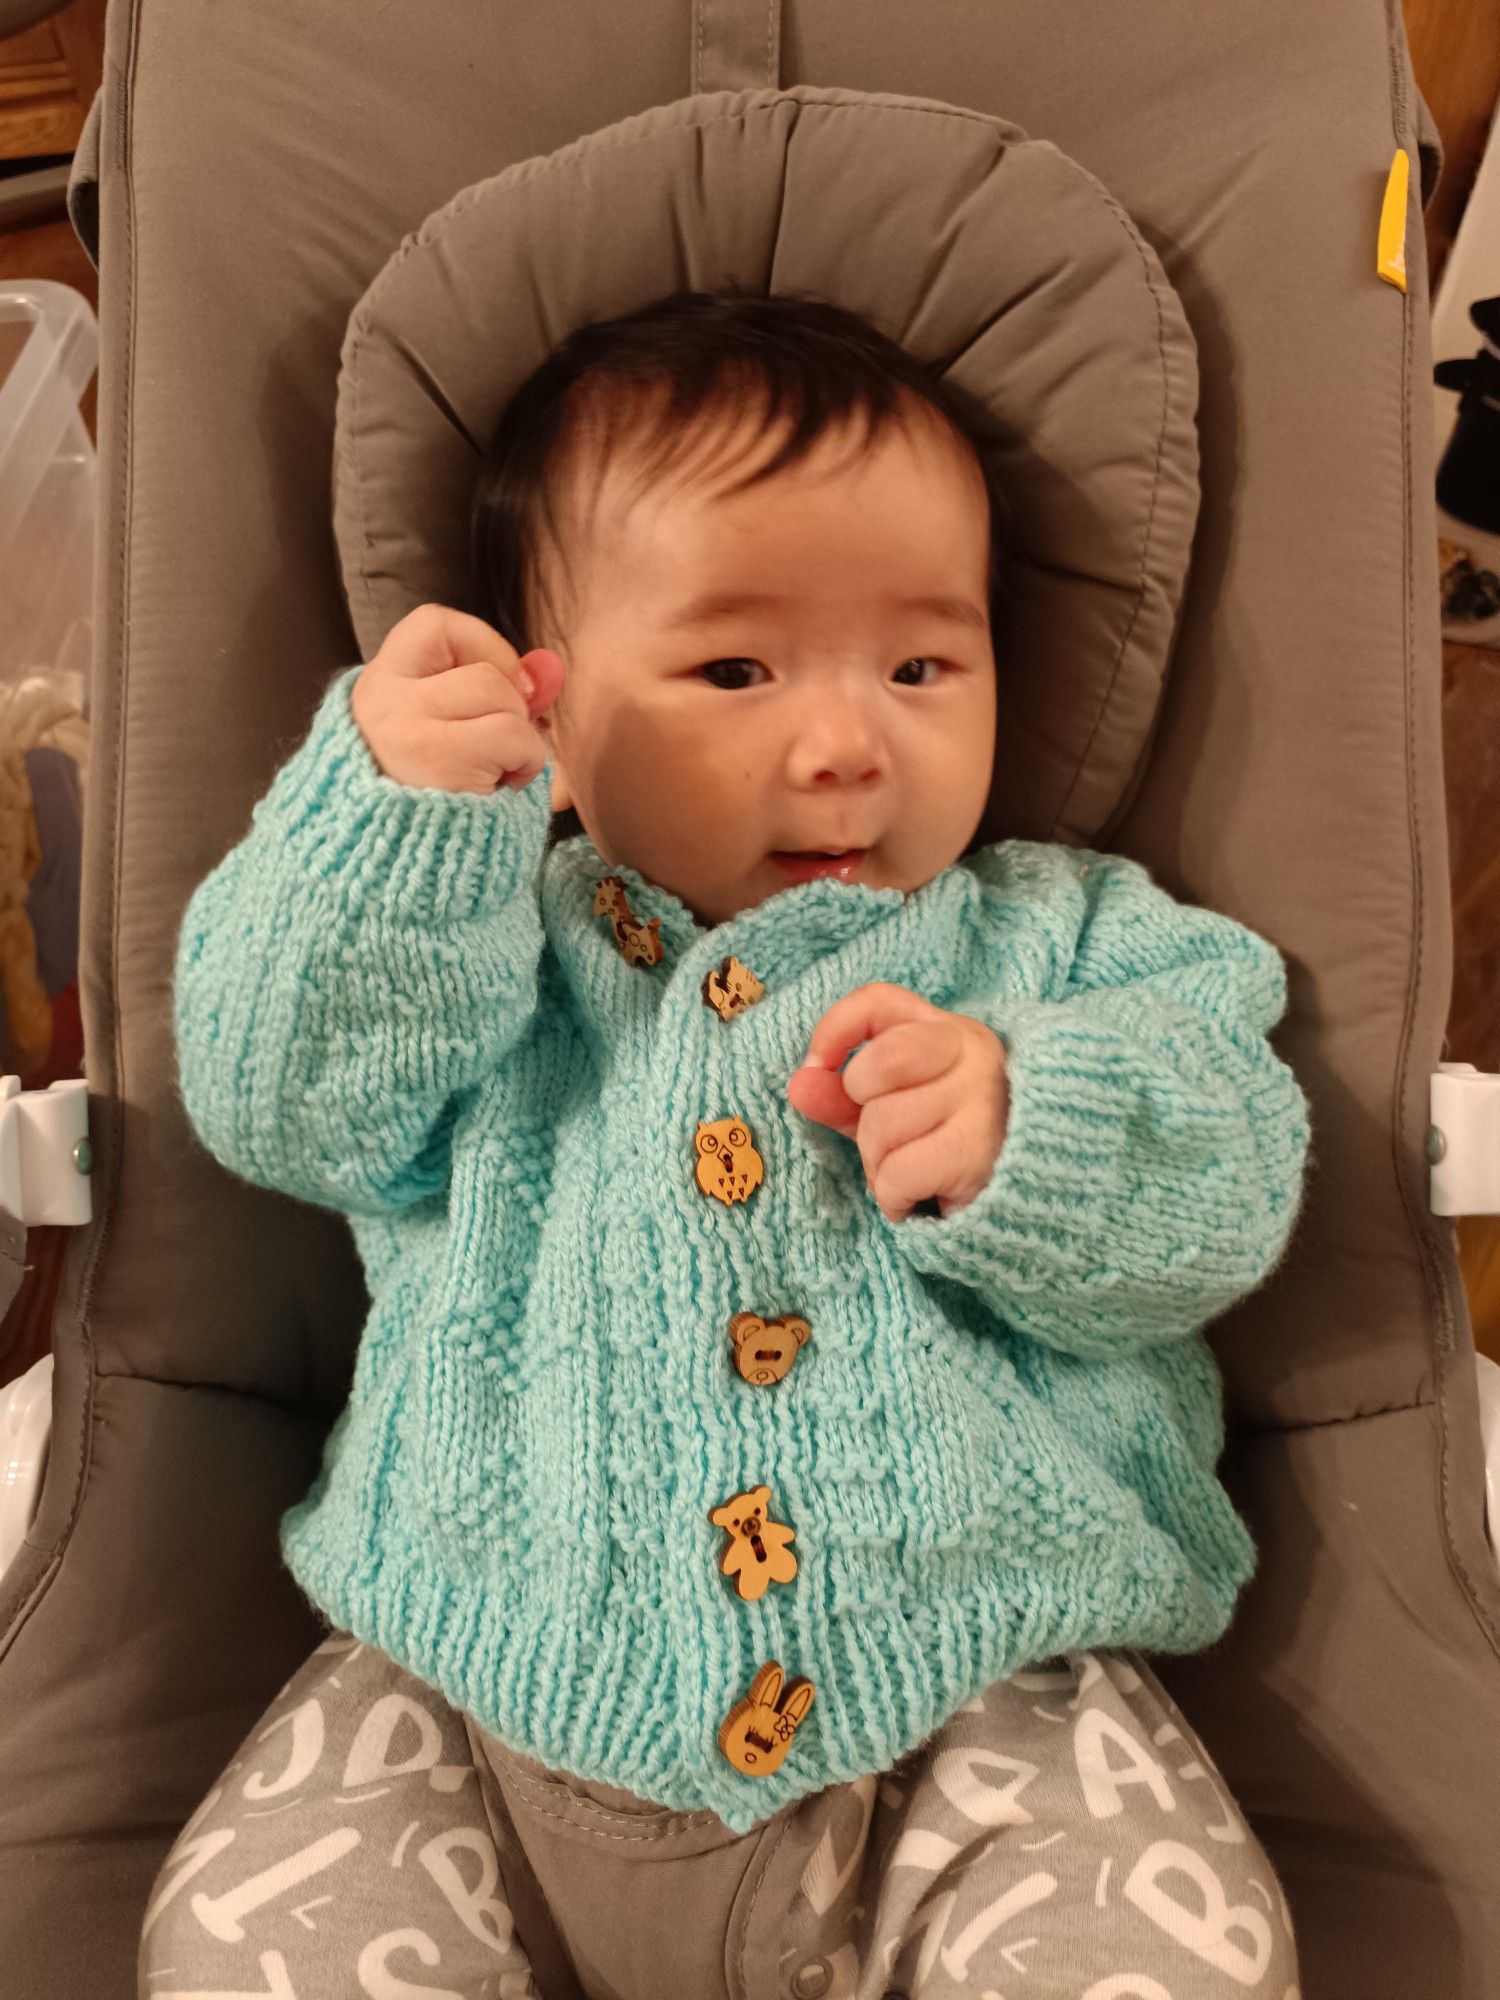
[280,1501,1240,1837]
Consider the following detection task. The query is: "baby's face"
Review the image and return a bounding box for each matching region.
[538,405,997,927]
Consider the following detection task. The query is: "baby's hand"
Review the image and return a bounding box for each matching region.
[788,984,1010,1222]
[350,602,566,794]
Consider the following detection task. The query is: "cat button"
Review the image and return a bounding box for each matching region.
[702,955,766,1020]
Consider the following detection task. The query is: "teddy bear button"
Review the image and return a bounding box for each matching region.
[709,1482,798,1601]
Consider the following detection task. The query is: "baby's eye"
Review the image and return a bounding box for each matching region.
[696,658,764,690]
[697,658,944,689]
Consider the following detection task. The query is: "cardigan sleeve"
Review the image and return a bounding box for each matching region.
[882,849,1313,1358]
[172,663,552,1217]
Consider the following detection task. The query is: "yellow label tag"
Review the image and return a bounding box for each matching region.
[1377,146,1409,292]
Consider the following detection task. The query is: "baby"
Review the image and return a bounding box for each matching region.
[148,291,1310,1998]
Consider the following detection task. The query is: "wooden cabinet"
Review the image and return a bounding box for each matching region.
[0,0,102,162]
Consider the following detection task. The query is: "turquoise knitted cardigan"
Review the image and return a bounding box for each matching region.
[173,663,1312,1833]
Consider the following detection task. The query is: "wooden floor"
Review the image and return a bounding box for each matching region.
[0,0,1497,1372]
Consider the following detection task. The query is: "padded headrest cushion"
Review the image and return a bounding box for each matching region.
[331,84,1201,846]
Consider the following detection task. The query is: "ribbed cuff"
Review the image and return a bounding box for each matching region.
[252,664,554,925]
[884,994,1200,1345]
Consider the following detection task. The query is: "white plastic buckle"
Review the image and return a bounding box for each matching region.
[0,1352,53,1577]
[1478,1354,1500,1573]
[0,1076,91,1228]
[1428,1064,1500,1217]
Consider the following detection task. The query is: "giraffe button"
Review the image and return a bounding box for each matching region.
[592,874,664,968]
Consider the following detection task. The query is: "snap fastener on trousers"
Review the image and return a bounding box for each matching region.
[791,1959,832,1998]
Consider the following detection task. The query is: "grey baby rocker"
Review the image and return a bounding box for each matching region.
[2,1,1498,1997]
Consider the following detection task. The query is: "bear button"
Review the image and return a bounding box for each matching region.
[728,1312,811,1386]
[709,1482,798,1601]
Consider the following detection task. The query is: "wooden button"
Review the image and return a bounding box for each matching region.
[694,1118,764,1205]
[592,875,664,967]
[702,955,765,1020]
[708,1482,798,1601]
[728,1312,810,1386]
[719,1662,815,1776]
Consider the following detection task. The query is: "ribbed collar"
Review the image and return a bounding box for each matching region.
[539,830,983,1053]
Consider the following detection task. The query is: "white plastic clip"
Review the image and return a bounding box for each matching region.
[0,1352,53,1578]
[0,1076,91,1228]
[1429,1063,1500,1217]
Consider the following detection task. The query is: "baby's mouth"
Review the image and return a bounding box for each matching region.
[770,848,869,883]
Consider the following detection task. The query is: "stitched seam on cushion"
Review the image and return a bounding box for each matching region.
[1048,185,1175,836]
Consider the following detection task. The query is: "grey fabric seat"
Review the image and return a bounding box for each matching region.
[2,3,1495,1997]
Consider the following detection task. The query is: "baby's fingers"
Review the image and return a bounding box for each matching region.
[787,1065,860,1138]
[421,709,547,793]
[856,1081,950,1188]
[379,602,518,680]
[420,659,531,721]
[868,1126,964,1222]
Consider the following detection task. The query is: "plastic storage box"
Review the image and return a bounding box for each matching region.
[0,279,98,715]
[0,278,98,1581]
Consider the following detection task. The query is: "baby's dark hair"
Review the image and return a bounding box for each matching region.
[467,288,1012,842]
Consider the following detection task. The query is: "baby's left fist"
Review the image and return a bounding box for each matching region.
[788,983,1010,1222]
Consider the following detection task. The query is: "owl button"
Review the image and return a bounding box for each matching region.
[728,1312,811,1386]
[719,1661,816,1776]
[709,1482,798,1601]
[702,955,766,1021]
[592,874,664,968]
[694,1118,765,1205]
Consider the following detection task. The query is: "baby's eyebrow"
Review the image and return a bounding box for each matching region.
[662,591,988,632]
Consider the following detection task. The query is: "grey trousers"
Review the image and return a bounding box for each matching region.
[138,1629,1300,2000]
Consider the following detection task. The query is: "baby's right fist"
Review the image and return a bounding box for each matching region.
[350,602,566,794]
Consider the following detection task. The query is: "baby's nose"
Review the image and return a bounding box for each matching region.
[785,685,890,787]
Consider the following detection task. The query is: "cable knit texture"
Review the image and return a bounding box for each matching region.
[174,663,1313,1832]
